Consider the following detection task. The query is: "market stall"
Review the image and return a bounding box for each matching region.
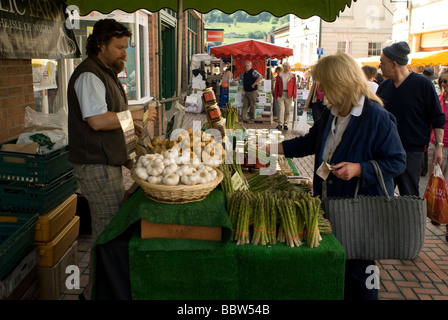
[93,187,345,300]
[209,40,293,123]
[62,0,356,302]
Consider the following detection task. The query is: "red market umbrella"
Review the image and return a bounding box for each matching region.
[210,40,293,77]
[209,40,293,60]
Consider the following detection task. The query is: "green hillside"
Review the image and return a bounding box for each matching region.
[205,10,289,44]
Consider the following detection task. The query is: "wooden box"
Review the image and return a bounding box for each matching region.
[141,220,222,242]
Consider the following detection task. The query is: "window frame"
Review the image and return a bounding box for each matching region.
[69,10,152,107]
[368,42,382,57]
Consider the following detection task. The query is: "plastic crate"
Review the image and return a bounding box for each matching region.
[36,215,79,267]
[0,140,73,184]
[0,213,38,279]
[34,193,77,242]
[0,171,78,215]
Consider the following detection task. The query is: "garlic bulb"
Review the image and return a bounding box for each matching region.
[135,167,149,181]
[146,158,164,176]
[163,163,178,176]
[177,164,195,177]
[147,175,163,184]
[195,169,212,184]
[163,174,180,186]
[181,174,199,185]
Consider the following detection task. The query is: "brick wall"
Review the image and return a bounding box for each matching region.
[0,59,34,144]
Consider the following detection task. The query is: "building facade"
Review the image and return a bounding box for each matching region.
[280,0,395,69]
[0,8,205,144]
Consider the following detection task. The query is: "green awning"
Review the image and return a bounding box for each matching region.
[67,0,355,22]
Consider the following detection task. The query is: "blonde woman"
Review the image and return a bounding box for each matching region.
[268,52,406,300]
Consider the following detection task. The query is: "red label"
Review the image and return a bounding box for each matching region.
[203,91,216,102]
[209,108,221,120]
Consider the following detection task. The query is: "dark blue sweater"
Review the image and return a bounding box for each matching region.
[282,99,406,198]
[376,72,445,152]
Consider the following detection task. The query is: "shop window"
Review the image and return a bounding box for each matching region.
[32,59,62,114]
[337,41,351,54]
[33,10,152,114]
[187,12,199,83]
[73,11,151,106]
[368,42,382,57]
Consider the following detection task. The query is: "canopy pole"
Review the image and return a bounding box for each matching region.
[176,0,183,97]
[231,54,234,78]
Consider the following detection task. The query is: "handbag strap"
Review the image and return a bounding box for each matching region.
[354,160,391,200]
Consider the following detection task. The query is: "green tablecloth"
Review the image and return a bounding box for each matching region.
[95,187,233,251]
[93,186,346,300]
[129,231,345,300]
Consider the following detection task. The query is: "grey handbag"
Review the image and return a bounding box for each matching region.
[323,160,427,260]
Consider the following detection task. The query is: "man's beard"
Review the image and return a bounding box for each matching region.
[111,58,125,74]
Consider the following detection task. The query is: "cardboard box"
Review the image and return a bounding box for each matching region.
[255,108,264,118]
[4,266,38,300]
[37,240,78,300]
[185,94,204,114]
[0,246,40,299]
[141,220,222,242]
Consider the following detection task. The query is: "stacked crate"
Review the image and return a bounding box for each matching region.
[0,140,79,300]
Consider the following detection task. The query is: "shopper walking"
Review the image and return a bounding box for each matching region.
[361,65,379,93]
[274,61,297,130]
[235,61,262,123]
[219,65,235,107]
[376,41,445,196]
[427,69,448,239]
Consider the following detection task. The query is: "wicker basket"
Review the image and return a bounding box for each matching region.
[131,168,223,204]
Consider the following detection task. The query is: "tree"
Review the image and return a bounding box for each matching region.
[206,11,217,23]
[258,12,271,22]
[278,15,289,25]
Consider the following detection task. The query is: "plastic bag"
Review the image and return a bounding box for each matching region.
[424,164,448,224]
[17,129,67,155]
[294,114,308,135]
[24,106,68,135]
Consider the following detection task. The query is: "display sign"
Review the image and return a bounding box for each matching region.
[206,29,224,42]
[421,31,448,49]
[0,0,81,59]
[32,59,57,91]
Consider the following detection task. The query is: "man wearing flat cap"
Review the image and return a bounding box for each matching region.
[377,41,445,196]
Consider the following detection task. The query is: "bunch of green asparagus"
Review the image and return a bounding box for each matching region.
[227,188,329,248]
